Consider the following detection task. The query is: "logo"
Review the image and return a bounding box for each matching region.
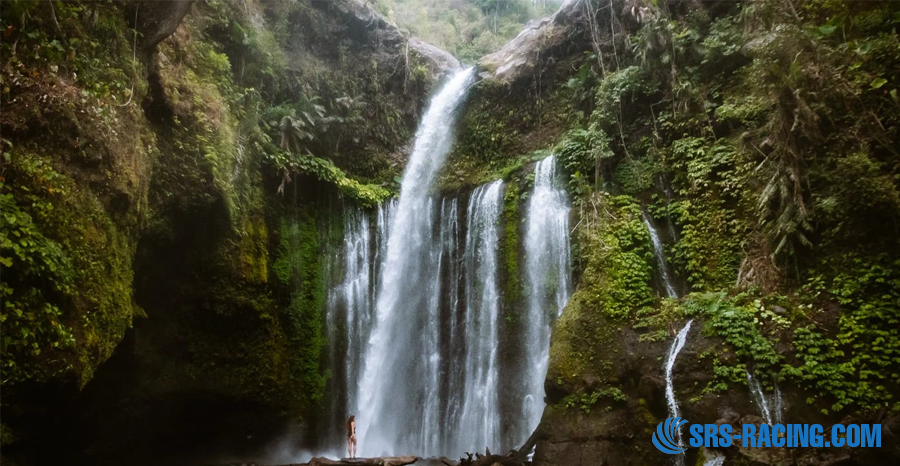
[651,419,882,452]
[653,417,688,454]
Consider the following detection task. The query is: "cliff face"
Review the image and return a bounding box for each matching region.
[0,1,449,464]
[445,0,900,465]
[3,0,900,465]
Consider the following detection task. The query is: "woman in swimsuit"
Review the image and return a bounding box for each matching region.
[347,415,357,458]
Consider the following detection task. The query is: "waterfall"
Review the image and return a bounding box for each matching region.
[323,68,573,459]
[439,197,464,451]
[356,68,475,457]
[702,449,726,466]
[655,174,679,242]
[457,180,504,454]
[521,155,573,441]
[325,201,395,448]
[747,372,784,425]
[642,211,677,299]
[664,319,693,466]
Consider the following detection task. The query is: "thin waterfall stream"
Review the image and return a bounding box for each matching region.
[645,208,691,465]
[664,320,693,466]
[747,371,784,425]
[642,211,677,299]
[521,155,572,442]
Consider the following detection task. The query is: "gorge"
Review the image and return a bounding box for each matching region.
[2,1,900,466]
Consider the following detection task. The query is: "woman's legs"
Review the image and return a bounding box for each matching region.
[351,435,357,458]
[347,436,352,458]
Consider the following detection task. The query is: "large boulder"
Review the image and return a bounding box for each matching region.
[409,37,461,78]
[479,0,587,83]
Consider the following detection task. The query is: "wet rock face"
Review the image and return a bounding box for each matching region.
[535,320,900,466]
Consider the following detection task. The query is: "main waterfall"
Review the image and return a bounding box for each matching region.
[323,71,574,459]
[357,68,475,457]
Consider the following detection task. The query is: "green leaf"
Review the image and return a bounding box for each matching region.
[871,78,888,89]
[818,25,837,36]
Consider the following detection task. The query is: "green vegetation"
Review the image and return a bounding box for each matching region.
[571,195,654,321]
[787,254,900,413]
[273,212,329,410]
[543,0,900,419]
[682,293,787,390]
[548,193,654,392]
[562,386,627,414]
[501,183,523,305]
[1,150,136,388]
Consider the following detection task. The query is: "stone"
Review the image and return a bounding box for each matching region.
[479,0,585,83]
[409,37,461,77]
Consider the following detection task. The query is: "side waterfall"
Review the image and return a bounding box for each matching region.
[521,155,573,441]
[664,320,693,466]
[457,180,505,454]
[325,201,395,446]
[642,211,677,298]
[648,205,692,466]
[747,372,784,425]
[356,68,475,457]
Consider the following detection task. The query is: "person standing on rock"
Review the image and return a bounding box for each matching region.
[347,415,357,458]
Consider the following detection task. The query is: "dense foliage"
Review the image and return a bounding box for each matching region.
[551,0,900,416]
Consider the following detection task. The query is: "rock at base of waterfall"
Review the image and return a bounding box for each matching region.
[301,455,419,466]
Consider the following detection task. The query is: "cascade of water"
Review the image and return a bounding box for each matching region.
[439,197,464,451]
[332,208,370,441]
[702,449,726,466]
[655,174,679,242]
[664,320,694,466]
[642,211,678,299]
[520,155,573,442]
[324,201,395,449]
[747,372,783,425]
[456,180,505,454]
[773,384,784,425]
[747,372,773,425]
[356,68,475,457]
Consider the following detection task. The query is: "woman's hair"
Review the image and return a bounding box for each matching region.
[347,415,355,432]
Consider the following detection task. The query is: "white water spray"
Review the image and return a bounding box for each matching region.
[520,155,573,441]
[642,211,677,298]
[664,320,693,466]
[747,371,784,425]
[356,68,475,457]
